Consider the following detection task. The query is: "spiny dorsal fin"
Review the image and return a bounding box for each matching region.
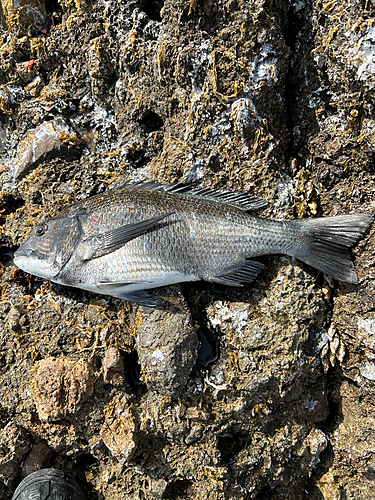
[113,181,268,212]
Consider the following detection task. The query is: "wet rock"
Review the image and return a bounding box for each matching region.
[134,287,198,397]
[0,0,374,497]
[100,395,138,464]
[31,357,94,421]
[0,424,30,485]
[321,378,375,499]
[102,347,125,386]
[205,263,326,402]
[21,443,53,478]
[13,118,79,180]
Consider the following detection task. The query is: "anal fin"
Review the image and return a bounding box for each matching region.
[111,288,157,307]
[207,260,265,287]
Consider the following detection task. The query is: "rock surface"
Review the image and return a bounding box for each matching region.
[32,357,94,421]
[13,118,79,180]
[134,287,198,397]
[102,347,126,386]
[0,0,374,499]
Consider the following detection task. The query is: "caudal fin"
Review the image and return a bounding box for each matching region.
[292,214,373,284]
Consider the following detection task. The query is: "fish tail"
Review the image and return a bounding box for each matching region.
[290,214,373,284]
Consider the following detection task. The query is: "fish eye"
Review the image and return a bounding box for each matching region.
[35,223,48,237]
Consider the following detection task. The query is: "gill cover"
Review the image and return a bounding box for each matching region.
[14,216,81,280]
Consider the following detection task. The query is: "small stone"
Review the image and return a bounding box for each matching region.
[359,362,375,381]
[134,286,198,397]
[318,471,341,500]
[146,478,168,499]
[21,443,53,478]
[13,118,79,180]
[307,429,328,456]
[6,306,21,331]
[15,61,38,84]
[103,347,125,386]
[31,357,94,421]
[100,396,138,464]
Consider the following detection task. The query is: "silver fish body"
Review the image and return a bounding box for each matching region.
[14,183,373,306]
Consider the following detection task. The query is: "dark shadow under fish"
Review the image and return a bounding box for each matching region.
[13,182,373,306]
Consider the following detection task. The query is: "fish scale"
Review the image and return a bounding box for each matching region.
[13,182,373,306]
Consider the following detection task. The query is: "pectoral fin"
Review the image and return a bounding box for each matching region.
[207,259,265,286]
[97,280,152,287]
[82,213,173,261]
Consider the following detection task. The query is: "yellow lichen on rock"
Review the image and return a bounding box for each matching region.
[1,0,46,35]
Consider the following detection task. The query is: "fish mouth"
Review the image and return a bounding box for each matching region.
[14,248,34,258]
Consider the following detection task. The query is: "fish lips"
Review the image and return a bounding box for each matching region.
[14,247,34,258]
[13,246,60,279]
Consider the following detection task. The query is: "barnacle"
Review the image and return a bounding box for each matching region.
[317,326,346,374]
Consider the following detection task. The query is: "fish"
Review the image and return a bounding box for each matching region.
[13,181,373,306]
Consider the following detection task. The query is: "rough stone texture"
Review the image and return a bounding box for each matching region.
[102,347,125,386]
[13,118,79,180]
[32,357,94,421]
[99,395,138,464]
[0,424,30,486]
[1,0,46,36]
[0,0,374,498]
[135,287,198,397]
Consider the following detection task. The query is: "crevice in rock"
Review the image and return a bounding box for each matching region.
[217,432,247,466]
[140,0,164,22]
[139,110,164,133]
[162,479,193,499]
[123,350,147,393]
[45,0,62,14]
[283,1,320,170]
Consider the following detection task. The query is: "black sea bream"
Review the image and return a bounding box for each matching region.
[14,182,373,306]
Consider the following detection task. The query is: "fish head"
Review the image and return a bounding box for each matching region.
[14,216,81,280]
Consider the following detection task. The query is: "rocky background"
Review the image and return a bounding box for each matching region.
[0,0,375,498]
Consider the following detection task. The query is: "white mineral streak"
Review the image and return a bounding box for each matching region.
[309,429,328,457]
[357,318,375,335]
[356,26,375,80]
[252,42,279,86]
[358,363,375,381]
[151,348,164,365]
[207,301,248,334]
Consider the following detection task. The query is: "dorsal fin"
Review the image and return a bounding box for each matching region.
[112,181,268,212]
